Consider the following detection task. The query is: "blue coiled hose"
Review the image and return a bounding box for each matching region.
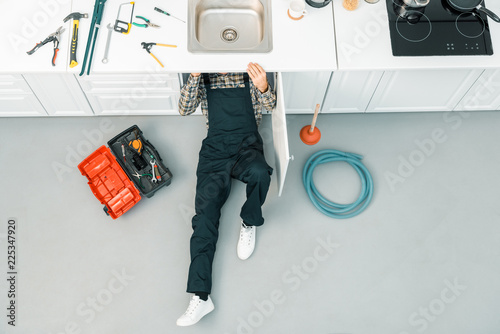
[302,149,374,219]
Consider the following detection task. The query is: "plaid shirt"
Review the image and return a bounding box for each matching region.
[178,73,276,128]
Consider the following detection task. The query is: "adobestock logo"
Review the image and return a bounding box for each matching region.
[226,236,340,334]
[338,9,387,63]
[47,268,134,334]
[8,0,70,53]
[385,110,471,192]
[398,277,467,334]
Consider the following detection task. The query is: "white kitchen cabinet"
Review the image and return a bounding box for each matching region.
[322,71,383,113]
[77,73,183,115]
[455,69,500,111]
[281,72,331,113]
[23,74,93,116]
[84,93,181,115]
[272,72,291,197]
[367,69,483,112]
[0,74,46,116]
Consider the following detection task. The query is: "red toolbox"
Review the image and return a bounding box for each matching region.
[78,125,172,219]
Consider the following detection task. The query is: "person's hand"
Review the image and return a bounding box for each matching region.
[191,73,201,77]
[247,62,268,93]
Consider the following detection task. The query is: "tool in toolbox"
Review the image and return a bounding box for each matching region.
[128,134,143,154]
[78,125,173,219]
[149,160,161,183]
[114,2,135,34]
[154,7,186,23]
[102,23,114,64]
[63,12,89,68]
[80,0,107,76]
[133,16,160,28]
[141,42,177,68]
[144,147,162,183]
[26,26,65,66]
[132,170,152,190]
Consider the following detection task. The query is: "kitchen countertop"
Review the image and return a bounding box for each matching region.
[0,0,337,74]
[2,0,500,74]
[334,0,500,70]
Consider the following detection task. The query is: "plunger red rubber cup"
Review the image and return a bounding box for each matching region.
[300,126,321,145]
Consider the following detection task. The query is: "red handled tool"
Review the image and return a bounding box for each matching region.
[27,26,65,66]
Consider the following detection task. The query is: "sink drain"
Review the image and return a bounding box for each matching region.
[221,27,238,43]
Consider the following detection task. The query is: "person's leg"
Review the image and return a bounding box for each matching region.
[177,165,231,327]
[187,169,231,294]
[232,148,272,227]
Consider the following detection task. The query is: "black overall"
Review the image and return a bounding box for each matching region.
[187,73,273,294]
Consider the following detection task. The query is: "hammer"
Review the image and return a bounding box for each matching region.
[63,12,88,68]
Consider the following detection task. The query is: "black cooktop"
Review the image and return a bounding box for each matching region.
[386,0,494,56]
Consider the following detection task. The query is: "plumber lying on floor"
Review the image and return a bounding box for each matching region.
[176,63,276,326]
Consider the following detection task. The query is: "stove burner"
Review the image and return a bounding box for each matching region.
[386,0,493,56]
[395,12,432,42]
[455,12,486,38]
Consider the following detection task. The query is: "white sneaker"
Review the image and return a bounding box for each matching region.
[237,221,256,260]
[176,295,215,326]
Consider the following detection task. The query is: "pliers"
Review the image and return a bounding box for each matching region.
[132,171,152,179]
[27,26,65,66]
[132,16,160,28]
[141,42,177,68]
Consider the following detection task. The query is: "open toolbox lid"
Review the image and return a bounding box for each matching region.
[78,145,141,219]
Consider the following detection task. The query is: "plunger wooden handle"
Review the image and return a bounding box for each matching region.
[310,104,320,133]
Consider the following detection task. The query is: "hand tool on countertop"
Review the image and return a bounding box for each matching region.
[63,12,89,68]
[114,2,135,34]
[27,26,65,66]
[154,7,186,23]
[141,42,177,68]
[133,16,160,28]
[80,0,107,76]
[102,23,114,64]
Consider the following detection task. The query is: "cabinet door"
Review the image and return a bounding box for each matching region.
[85,92,181,115]
[455,69,500,111]
[272,73,291,197]
[0,95,47,116]
[79,73,181,115]
[282,72,331,113]
[367,69,483,112]
[323,71,383,113]
[0,75,46,116]
[23,74,93,116]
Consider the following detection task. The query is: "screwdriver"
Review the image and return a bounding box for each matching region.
[154,7,186,23]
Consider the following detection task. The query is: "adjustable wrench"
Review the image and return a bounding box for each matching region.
[102,23,113,63]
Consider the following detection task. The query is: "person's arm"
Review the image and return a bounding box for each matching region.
[247,63,276,112]
[178,73,203,115]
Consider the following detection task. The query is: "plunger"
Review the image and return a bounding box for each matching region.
[300,104,321,145]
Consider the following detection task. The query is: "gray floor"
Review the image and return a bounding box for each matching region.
[1,111,500,334]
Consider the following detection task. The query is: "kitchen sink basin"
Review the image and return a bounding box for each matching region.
[188,0,272,53]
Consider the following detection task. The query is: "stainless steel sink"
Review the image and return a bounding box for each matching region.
[188,0,272,53]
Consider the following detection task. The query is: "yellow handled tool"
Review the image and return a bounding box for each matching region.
[63,12,88,68]
[114,2,135,34]
[141,42,177,68]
